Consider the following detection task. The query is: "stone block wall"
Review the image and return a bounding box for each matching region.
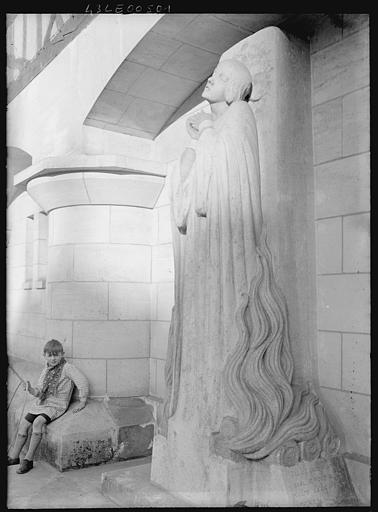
[7,193,49,362]
[46,204,152,397]
[310,14,370,504]
[7,186,171,401]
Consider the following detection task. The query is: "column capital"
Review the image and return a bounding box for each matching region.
[15,154,167,212]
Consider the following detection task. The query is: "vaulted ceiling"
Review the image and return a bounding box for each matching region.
[84,13,301,140]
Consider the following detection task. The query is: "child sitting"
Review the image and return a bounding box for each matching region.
[8,339,89,474]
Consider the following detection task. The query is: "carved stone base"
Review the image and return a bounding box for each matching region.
[152,433,358,507]
[227,455,359,507]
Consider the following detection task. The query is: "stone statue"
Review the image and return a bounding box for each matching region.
[161,58,339,466]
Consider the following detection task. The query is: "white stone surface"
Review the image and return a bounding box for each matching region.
[72,321,149,358]
[83,173,164,209]
[149,358,157,396]
[311,28,369,105]
[109,283,150,320]
[7,289,46,314]
[155,359,166,398]
[11,192,41,221]
[156,282,174,321]
[83,124,155,160]
[47,246,74,282]
[33,211,48,239]
[342,87,370,157]
[107,358,149,396]
[73,245,151,282]
[313,98,342,164]
[317,331,342,389]
[50,206,110,245]
[342,333,370,394]
[154,182,170,208]
[7,14,161,162]
[7,267,27,290]
[33,264,47,288]
[316,218,342,274]
[152,244,174,282]
[128,68,196,109]
[27,173,90,212]
[7,222,27,247]
[110,206,152,245]
[318,274,370,332]
[157,206,172,244]
[50,282,108,320]
[149,284,158,321]
[345,458,370,505]
[315,153,370,218]
[8,312,46,340]
[24,266,33,286]
[70,358,106,396]
[7,243,28,268]
[343,213,370,273]
[150,321,170,360]
[7,333,46,364]
[17,154,167,188]
[319,387,370,458]
[151,209,159,245]
[33,239,48,265]
[45,319,73,356]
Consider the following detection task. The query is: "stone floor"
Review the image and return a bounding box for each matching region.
[7,456,151,509]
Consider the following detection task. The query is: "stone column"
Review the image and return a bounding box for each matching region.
[26,168,165,399]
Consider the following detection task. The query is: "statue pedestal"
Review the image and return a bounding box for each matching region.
[152,432,358,507]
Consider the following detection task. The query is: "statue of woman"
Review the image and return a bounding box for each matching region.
[164,58,263,423]
[162,58,338,464]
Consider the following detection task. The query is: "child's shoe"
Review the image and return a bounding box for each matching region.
[7,456,20,466]
[16,459,33,474]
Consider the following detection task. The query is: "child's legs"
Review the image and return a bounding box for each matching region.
[9,418,32,458]
[19,417,33,435]
[31,415,48,434]
[25,415,48,460]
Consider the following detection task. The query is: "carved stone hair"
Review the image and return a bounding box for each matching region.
[221,59,253,104]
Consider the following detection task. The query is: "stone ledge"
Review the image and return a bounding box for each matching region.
[26,172,165,212]
[34,398,154,471]
[101,462,192,507]
[101,455,359,507]
[13,154,167,187]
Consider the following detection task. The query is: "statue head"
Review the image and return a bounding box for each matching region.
[202,59,253,105]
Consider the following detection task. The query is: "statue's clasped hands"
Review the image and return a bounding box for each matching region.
[186,111,212,139]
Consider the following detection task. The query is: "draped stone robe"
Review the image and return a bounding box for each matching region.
[164,100,263,437]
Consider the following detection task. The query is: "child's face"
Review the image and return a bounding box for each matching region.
[44,351,64,367]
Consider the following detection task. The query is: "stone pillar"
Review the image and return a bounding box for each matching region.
[26,169,165,398]
[150,28,358,507]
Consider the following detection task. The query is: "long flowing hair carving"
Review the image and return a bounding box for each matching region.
[223,227,322,459]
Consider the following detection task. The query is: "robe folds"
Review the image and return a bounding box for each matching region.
[164,100,264,432]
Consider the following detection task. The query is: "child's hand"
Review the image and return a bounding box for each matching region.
[25,381,36,396]
[72,400,86,414]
